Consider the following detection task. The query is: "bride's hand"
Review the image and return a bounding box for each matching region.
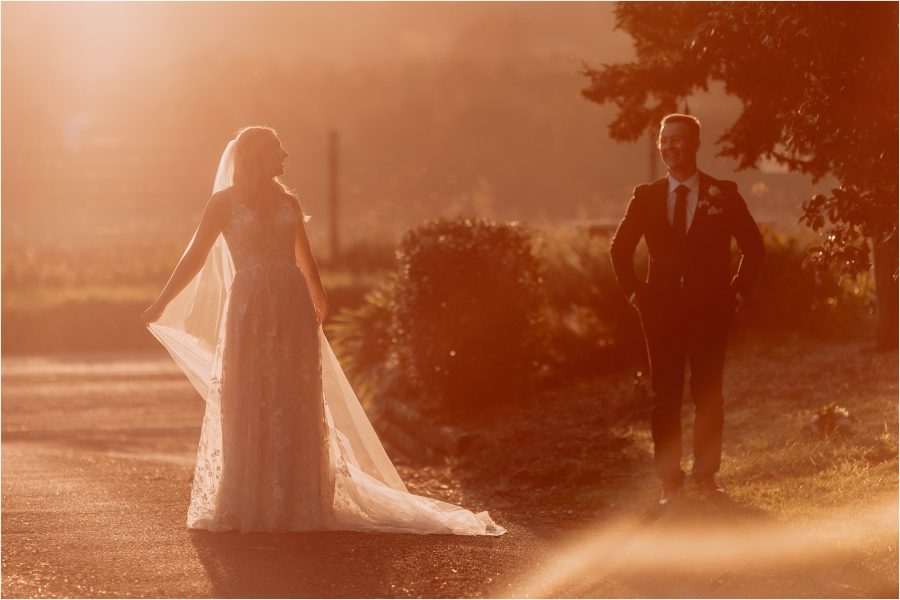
[141,301,165,326]
[310,284,329,324]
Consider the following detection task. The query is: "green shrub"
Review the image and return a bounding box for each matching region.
[392,218,545,416]
[531,227,646,378]
[326,276,400,408]
[328,223,877,423]
[740,229,874,338]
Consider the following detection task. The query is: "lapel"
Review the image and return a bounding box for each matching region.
[687,171,713,237]
[649,176,669,234]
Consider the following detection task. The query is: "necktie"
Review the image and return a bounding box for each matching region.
[673,184,689,237]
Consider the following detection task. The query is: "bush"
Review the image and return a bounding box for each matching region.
[740,228,874,339]
[392,218,545,416]
[326,276,400,408]
[330,223,877,424]
[531,227,646,379]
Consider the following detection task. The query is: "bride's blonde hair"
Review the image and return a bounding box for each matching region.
[232,125,293,198]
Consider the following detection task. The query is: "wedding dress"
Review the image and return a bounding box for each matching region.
[147,141,504,536]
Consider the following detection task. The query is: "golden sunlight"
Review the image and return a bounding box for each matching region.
[3,2,897,598]
[505,496,898,597]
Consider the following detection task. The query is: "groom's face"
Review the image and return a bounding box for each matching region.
[658,122,699,171]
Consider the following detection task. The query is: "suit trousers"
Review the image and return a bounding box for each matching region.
[637,290,732,484]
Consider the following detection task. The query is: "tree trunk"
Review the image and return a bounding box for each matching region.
[873,232,898,350]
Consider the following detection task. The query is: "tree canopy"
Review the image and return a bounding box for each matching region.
[581,2,898,278]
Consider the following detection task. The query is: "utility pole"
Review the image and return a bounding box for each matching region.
[328,130,340,263]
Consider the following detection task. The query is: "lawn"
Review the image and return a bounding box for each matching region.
[426,334,899,597]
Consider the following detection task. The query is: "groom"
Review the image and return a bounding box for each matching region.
[609,113,765,505]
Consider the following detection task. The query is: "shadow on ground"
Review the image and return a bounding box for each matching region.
[188,529,507,599]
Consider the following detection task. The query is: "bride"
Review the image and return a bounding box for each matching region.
[141,126,504,536]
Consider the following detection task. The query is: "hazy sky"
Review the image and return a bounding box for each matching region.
[3,2,823,248]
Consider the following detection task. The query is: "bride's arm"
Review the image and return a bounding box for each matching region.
[292,200,329,323]
[141,192,229,324]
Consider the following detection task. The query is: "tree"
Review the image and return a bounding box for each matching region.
[581,2,898,349]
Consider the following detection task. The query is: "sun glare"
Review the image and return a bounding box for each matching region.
[505,496,898,597]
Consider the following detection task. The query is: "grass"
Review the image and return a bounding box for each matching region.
[442,334,898,597]
[626,336,896,596]
[1,269,390,354]
[723,337,897,517]
[1,284,162,311]
[2,271,387,310]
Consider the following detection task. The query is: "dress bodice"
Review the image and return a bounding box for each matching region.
[222,191,300,272]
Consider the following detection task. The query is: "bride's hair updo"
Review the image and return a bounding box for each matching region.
[232,125,293,197]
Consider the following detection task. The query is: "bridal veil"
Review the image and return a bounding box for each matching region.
[147,139,504,536]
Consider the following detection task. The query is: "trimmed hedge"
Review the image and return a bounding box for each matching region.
[392,219,545,415]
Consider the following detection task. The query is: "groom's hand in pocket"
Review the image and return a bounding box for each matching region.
[732,289,745,313]
[628,282,648,309]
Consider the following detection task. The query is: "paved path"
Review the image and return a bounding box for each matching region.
[1,353,550,598]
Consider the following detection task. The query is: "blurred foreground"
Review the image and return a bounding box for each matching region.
[2,337,896,598]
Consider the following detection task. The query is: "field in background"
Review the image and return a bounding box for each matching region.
[1,221,876,357]
[1,235,396,354]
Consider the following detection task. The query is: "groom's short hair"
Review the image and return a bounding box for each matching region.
[660,114,701,140]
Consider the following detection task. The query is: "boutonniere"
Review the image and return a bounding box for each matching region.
[699,185,726,215]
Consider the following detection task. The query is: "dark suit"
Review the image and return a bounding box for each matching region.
[609,171,764,484]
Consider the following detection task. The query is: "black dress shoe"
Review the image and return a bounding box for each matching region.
[694,475,726,498]
[659,479,683,506]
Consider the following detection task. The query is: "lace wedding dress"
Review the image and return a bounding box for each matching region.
[147,141,504,536]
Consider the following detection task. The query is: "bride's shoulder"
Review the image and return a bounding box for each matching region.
[213,185,238,200]
[285,193,312,223]
[209,186,240,208]
[202,186,239,223]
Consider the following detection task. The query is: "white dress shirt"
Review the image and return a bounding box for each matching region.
[667,171,700,231]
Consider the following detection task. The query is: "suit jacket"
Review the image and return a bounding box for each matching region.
[609,171,765,312]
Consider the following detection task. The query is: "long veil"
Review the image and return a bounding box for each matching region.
[147,140,503,535]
